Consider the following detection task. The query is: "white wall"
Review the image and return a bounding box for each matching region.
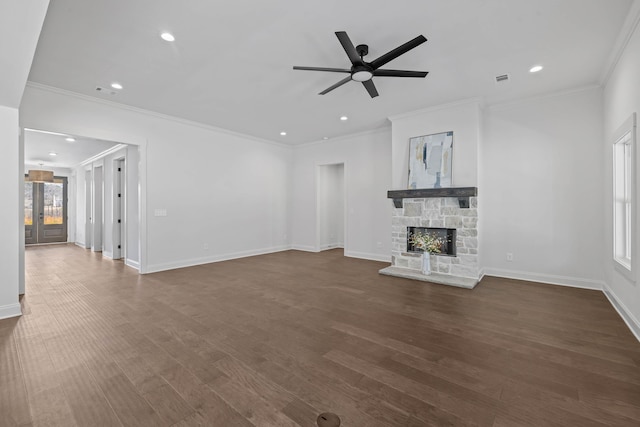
[603,9,640,338]
[21,84,292,273]
[19,129,25,295]
[292,129,391,261]
[0,0,49,318]
[318,163,344,250]
[390,99,482,189]
[482,87,605,289]
[0,106,22,319]
[75,168,88,247]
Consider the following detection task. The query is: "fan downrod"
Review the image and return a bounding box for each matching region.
[356,44,368,58]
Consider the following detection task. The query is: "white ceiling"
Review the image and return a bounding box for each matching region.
[27,0,634,145]
[24,129,121,169]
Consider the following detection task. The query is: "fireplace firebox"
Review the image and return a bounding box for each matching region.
[407,227,456,256]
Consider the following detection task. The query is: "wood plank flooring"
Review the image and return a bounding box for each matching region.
[1,244,639,426]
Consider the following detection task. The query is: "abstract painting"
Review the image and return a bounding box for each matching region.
[408,131,453,189]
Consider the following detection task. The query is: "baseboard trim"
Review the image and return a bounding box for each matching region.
[0,303,22,320]
[145,245,292,274]
[483,268,604,290]
[102,251,113,260]
[290,245,317,252]
[603,284,640,342]
[319,243,344,251]
[125,259,140,270]
[75,241,91,249]
[344,250,391,263]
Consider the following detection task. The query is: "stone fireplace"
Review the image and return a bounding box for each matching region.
[379,187,479,289]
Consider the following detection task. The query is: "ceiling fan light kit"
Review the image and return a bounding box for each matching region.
[293,31,429,98]
[351,68,373,82]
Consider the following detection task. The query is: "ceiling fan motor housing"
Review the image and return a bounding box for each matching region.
[356,44,369,57]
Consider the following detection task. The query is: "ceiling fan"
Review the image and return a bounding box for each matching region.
[293,31,428,98]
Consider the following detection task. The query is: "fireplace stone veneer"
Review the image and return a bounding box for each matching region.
[379,195,479,288]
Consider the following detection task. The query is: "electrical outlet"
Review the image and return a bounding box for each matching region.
[506,252,513,261]
[203,243,209,250]
[376,241,383,248]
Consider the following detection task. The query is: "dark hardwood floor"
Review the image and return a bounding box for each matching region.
[1,244,639,426]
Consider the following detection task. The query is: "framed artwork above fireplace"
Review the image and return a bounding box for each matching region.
[408,131,453,189]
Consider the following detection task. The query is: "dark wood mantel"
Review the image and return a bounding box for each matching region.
[387,187,478,208]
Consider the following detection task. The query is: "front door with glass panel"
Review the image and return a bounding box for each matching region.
[25,177,68,244]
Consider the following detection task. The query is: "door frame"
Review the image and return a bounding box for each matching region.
[91,165,104,252]
[315,161,347,253]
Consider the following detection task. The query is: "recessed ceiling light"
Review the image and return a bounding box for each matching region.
[161,32,175,42]
[65,137,75,142]
[340,116,348,121]
[529,65,543,73]
[323,137,329,140]
[49,152,57,156]
[111,82,123,90]
[280,131,287,136]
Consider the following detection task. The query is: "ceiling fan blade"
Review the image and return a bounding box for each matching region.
[369,35,427,70]
[362,80,379,98]
[319,76,352,95]
[293,66,351,73]
[373,69,429,78]
[335,31,362,65]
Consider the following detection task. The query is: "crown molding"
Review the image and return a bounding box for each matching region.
[600,0,640,87]
[487,84,601,112]
[387,97,484,122]
[295,125,391,149]
[79,144,128,167]
[24,82,292,150]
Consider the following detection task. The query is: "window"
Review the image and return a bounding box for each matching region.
[613,113,636,281]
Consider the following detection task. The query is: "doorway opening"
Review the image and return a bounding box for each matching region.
[24,176,68,244]
[316,163,345,253]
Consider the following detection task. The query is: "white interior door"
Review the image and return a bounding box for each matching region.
[92,166,103,252]
[113,158,125,260]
